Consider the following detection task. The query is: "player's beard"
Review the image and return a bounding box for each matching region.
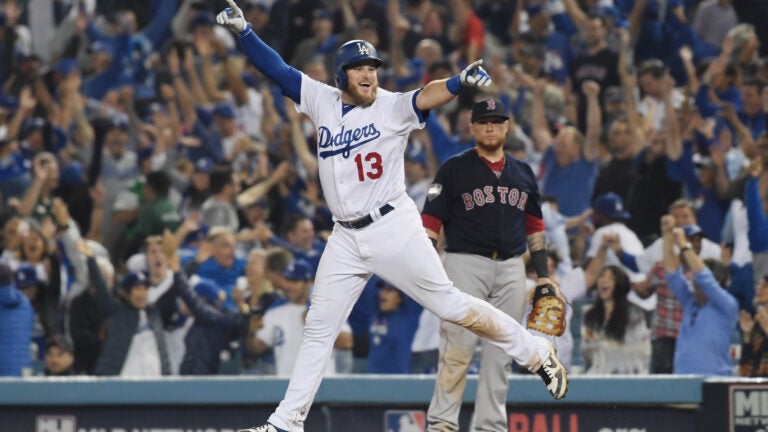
[346,82,378,107]
[475,137,505,155]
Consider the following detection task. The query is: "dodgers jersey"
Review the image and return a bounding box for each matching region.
[296,75,427,221]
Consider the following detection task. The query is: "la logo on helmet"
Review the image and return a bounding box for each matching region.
[357,42,370,55]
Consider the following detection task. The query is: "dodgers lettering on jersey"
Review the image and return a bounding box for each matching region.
[317,123,381,159]
[422,149,542,257]
[296,74,426,220]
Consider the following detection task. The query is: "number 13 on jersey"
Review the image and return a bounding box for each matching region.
[354,152,383,181]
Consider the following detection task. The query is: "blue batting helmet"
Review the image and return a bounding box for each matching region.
[333,40,383,89]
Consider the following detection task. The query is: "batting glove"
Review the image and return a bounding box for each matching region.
[216,0,248,34]
[460,60,492,87]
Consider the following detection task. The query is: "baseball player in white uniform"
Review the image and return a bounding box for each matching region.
[216,2,568,431]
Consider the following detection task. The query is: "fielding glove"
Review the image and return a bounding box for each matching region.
[527,282,566,337]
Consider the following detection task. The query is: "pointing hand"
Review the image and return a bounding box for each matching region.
[216,0,248,34]
[460,60,492,87]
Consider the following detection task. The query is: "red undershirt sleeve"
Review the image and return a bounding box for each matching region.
[422,213,443,234]
[524,214,545,235]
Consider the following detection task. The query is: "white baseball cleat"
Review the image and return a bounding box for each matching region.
[536,345,568,400]
[238,424,286,432]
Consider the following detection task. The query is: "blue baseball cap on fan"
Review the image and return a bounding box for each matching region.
[213,103,236,119]
[138,146,155,164]
[189,12,215,30]
[405,143,427,166]
[60,162,85,185]
[593,192,630,219]
[184,224,209,244]
[283,259,314,281]
[14,265,38,288]
[91,41,114,56]
[56,58,78,76]
[120,272,147,292]
[313,8,332,20]
[194,279,223,303]
[525,4,546,18]
[106,115,129,131]
[683,224,705,238]
[244,0,270,12]
[0,92,18,110]
[194,157,215,173]
[22,117,46,136]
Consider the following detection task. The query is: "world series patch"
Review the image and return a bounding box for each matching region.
[427,183,442,201]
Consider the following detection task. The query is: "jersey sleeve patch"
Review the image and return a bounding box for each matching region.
[427,183,443,201]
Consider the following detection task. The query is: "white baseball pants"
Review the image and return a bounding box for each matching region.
[268,194,551,431]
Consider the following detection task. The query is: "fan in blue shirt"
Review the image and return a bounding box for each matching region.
[663,221,738,375]
[367,280,423,374]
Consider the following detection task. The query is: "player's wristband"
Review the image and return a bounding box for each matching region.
[530,249,549,278]
[430,238,438,249]
[446,75,462,95]
[238,24,253,39]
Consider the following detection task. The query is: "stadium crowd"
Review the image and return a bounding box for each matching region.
[0,0,767,378]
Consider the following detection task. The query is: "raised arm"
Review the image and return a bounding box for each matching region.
[17,158,48,217]
[622,74,647,156]
[223,53,250,107]
[673,226,738,315]
[582,80,602,162]
[196,36,227,103]
[285,97,318,176]
[386,0,409,79]
[236,161,291,207]
[678,46,700,96]
[168,49,197,129]
[628,0,648,43]
[662,217,681,274]
[561,0,587,29]
[530,79,554,153]
[183,47,209,106]
[708,144,731,199]
[722,102,756,158]
[415,60,491,111]
[217,0,301,103]
[78,241,118,315]
[584,235,611,289]
[745,157,768,253]
[5,86,35,141]
[662,76,682,161]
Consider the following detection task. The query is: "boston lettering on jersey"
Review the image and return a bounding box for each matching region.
[461,186,528,211]
[317,123,381,159]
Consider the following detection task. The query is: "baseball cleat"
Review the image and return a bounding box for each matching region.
[536,346,568,400]
[238,424,287,432]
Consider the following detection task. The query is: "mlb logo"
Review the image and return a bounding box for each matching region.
[385,410,425,432]
[36,415,76,432]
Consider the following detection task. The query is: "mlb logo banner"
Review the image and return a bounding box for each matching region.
[36,415,76,432]
[385,410,425,432]
[729,384,768,432]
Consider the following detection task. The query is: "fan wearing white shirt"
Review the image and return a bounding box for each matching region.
[631,199,722,276]
[585,194,646,284]
[250,259,352,376]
